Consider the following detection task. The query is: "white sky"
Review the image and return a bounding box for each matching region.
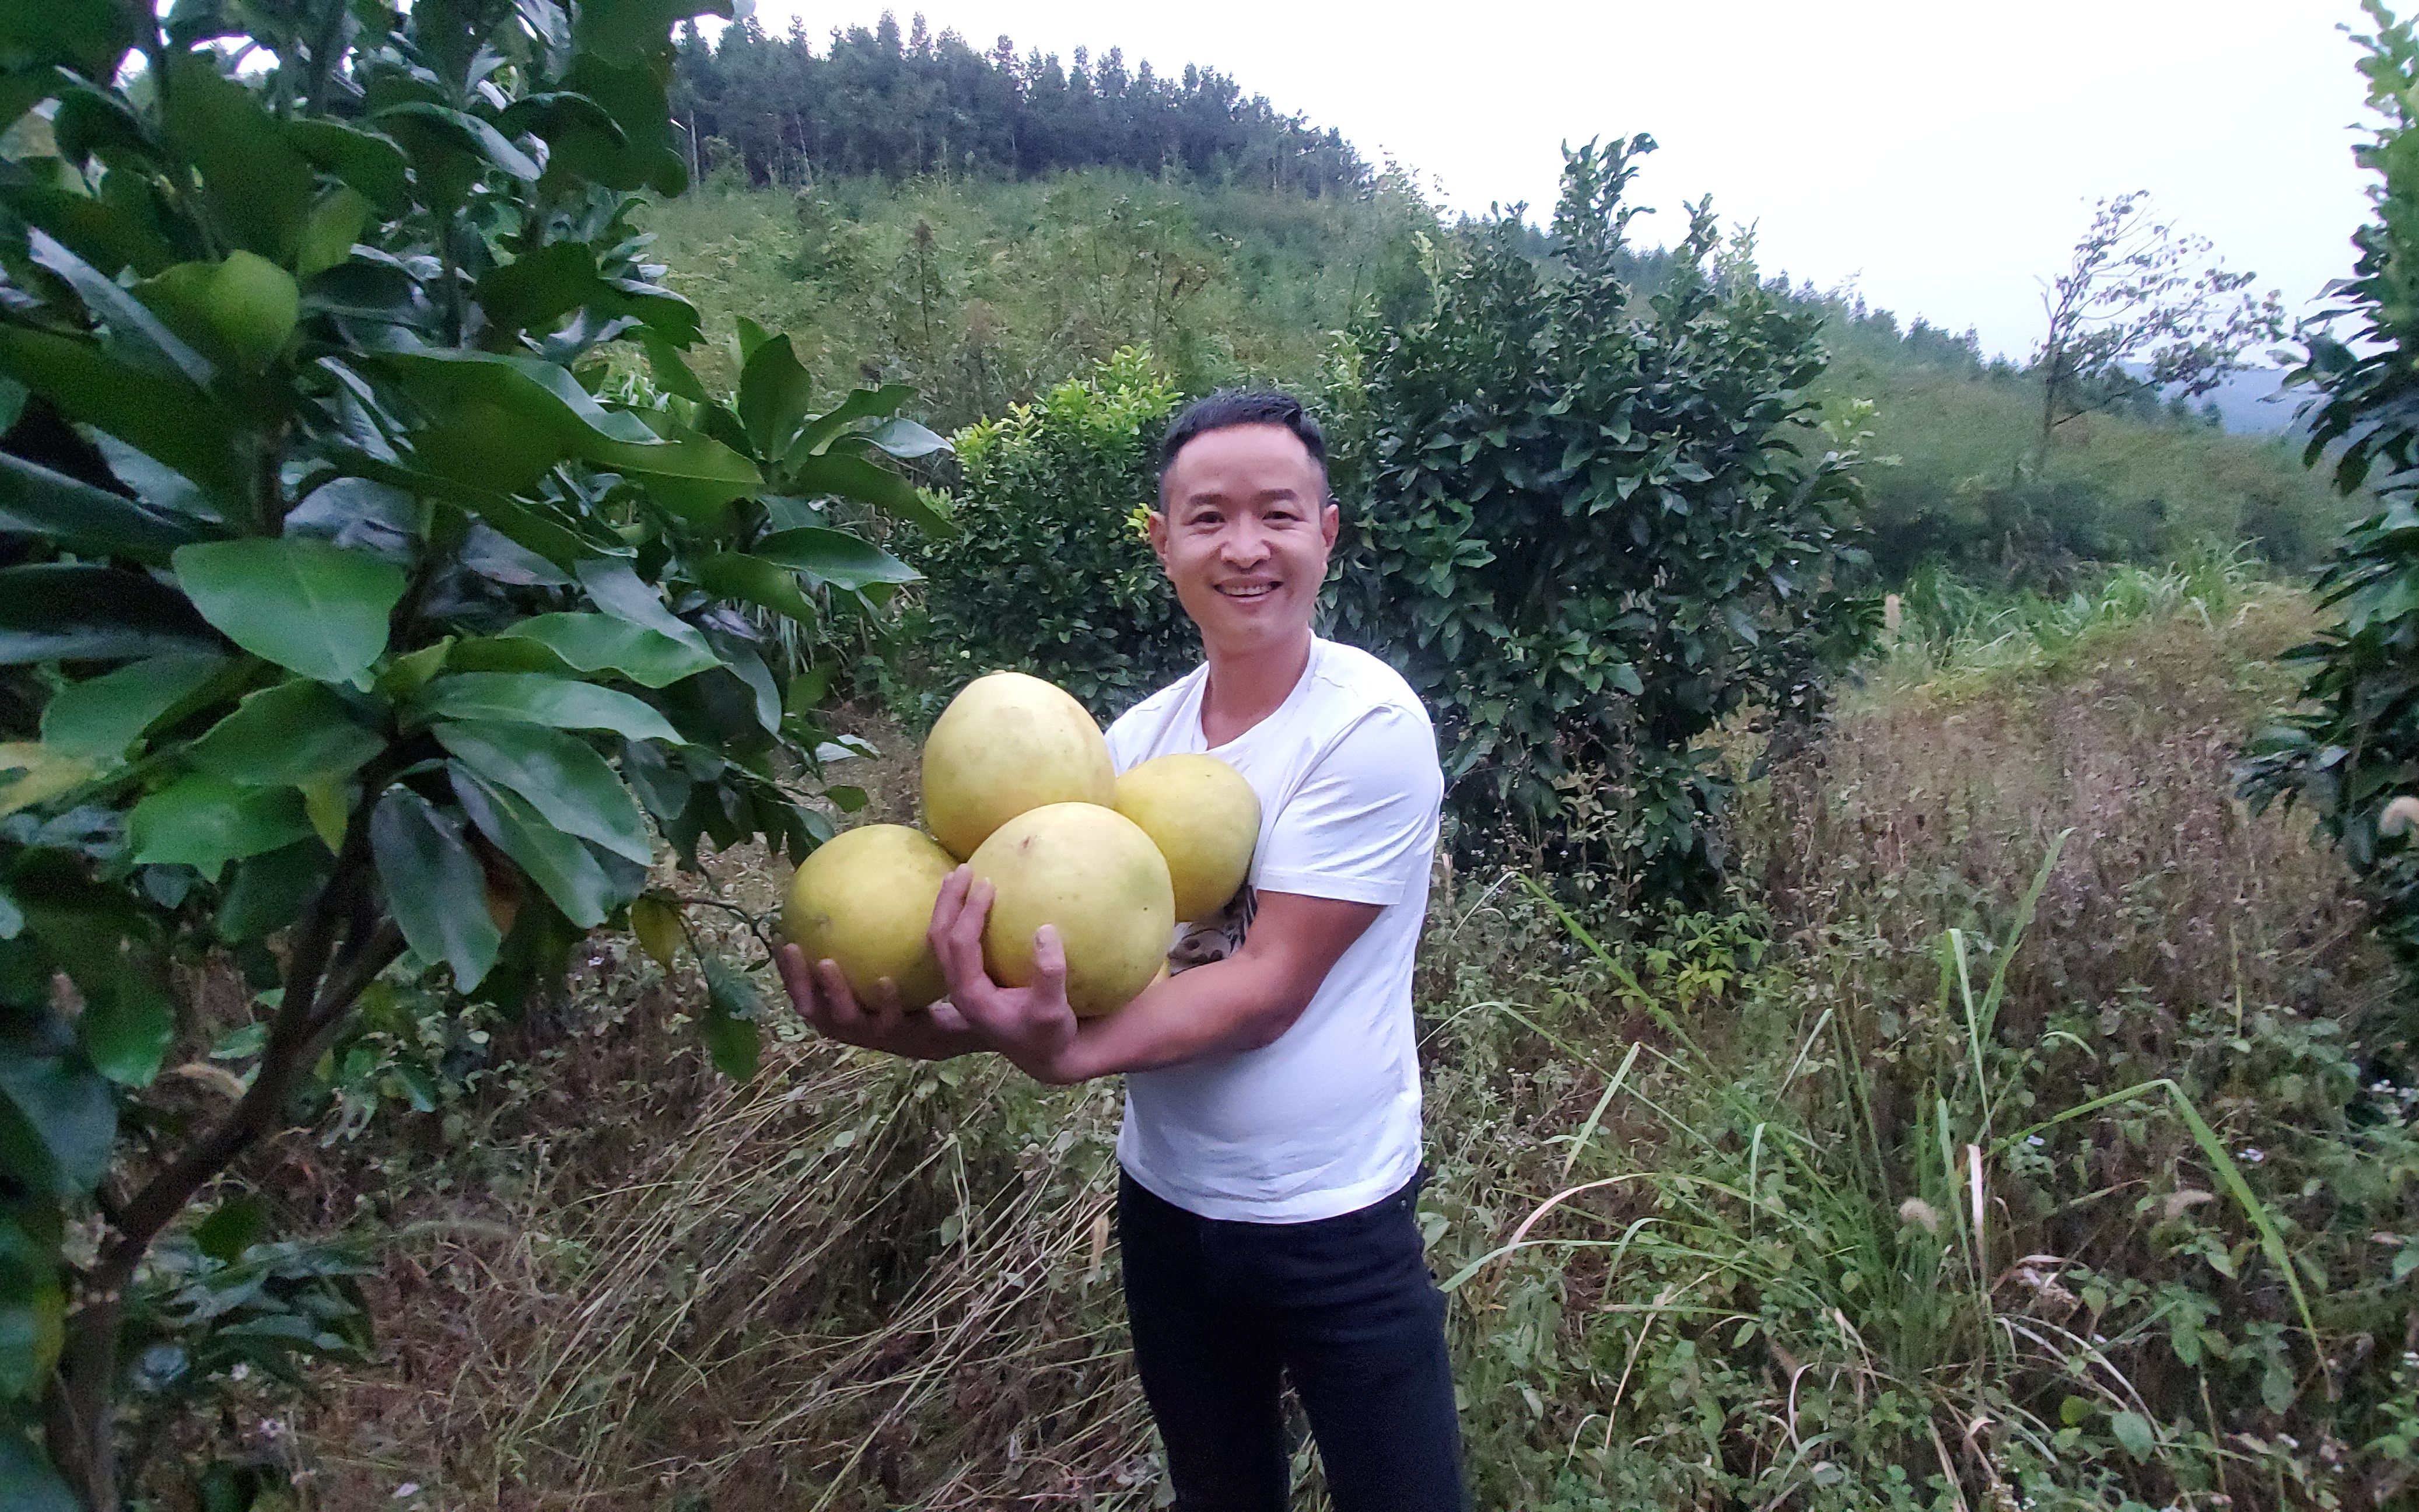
[743,1,2379,360]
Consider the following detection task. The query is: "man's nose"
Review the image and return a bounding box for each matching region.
[1218,521,1270,568]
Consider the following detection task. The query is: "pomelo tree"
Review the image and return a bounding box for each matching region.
[2243,0,2419,1024]
[0,1,946,1503]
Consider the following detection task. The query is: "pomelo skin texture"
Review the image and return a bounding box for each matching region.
[782,825,957,1009]
[922,671,1116,858]
[1115,754,1261,922]
[967,802,1174,1018]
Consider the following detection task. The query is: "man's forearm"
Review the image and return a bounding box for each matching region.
[1028,957,1297,1084]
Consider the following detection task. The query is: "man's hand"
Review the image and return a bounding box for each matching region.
[927,865,1083,1081]
[775,943,983,1062]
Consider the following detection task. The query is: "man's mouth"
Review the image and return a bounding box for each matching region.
[1216,581,1280,601]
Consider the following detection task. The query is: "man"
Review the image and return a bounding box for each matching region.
[777,390,1463,1512]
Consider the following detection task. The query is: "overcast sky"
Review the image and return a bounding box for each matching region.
[741,1,2378,360]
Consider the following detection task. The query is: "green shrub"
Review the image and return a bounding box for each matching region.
[1331,137,1878,904]
[0,2,946,1502]
[902,347,1193,724]
[2242,0,2419,1024]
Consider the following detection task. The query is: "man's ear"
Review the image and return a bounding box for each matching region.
[1319,499,1340,552]
[1145,507,1171,568]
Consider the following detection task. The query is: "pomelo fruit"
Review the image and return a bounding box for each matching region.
[967,802,1174,1018]
[1114,754,1260,922]
[922,671,1114,859]
[782,824,957,1009]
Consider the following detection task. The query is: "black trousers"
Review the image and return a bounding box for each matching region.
[1116,1167,1467,1512]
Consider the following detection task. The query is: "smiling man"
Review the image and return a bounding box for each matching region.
[779,390,1462,1511]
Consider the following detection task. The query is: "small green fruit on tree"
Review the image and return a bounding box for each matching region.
[0,1,950,1506]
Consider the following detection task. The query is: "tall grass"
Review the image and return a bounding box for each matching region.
[286,580,2418,1510]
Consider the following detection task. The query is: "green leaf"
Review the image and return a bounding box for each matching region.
[0,447,217,564]
[370,101,541,183]
[474,239,607,340]
[752,527,921,590]
[0,1048,115,1196]
[0,1426,78,1512]
[694,552,815,625]
[636,330,708,402]
[40,653,229,760]
[159,51,317,262]
[2109,1410,2155,1460]
[369,786,500,991]
[193,1196,264,1264]
[0,564,218,665]
[27,227,217,389]
[185,681,384,785]
[787,383,913,463]
[855,416,953,461]
[0,325,242,502]
[737,332,817,460]
[173,538,407,685]
[699,954,761,1080]
[449,765,617,928]
[489,612,720,687]
[420,673,681,744]
[295,187,373,280]
[434,719,650,862]
[0,0,138,79]
[787,449,952,537]
[81,965,172,1087]
[127,775,316,881]
[285,120,411,214]
[0,1212,67,1400]
[0,743,95,818]
[216,839,334,943]
[572,0,726,65]
[575,557,713,654]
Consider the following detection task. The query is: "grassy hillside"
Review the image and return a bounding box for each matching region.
[280,566,2414,1510]
[634,173,2351,572]
[635,172,1430,433]
[1817,318,2354,572]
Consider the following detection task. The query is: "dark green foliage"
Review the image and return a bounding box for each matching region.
[2242,0,2419,1020]
[904,348,1195,722]
[0,1,945,1503]
[673,14,1366,194]
[1331,138,1878,902]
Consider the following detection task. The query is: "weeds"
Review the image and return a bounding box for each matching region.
[275,586,2416,1511]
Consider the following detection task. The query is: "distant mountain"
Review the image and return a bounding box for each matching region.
[2196,368,2306,437]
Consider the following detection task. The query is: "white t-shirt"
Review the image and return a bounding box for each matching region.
[1103,635,1444,1223]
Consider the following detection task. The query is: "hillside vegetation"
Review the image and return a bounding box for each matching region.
[634,175,2351,572]
[284,566,2416,1510]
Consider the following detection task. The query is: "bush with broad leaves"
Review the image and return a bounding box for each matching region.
[0,1,950,1503]
[1331,138,1878,905]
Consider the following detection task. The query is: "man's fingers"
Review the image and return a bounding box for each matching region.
[927,866,969,953]
[871,977,906,1018]
[1031,923,1069,992]
[775,943,818,1013]
[813,958,867,1033]
[933,867,995,986]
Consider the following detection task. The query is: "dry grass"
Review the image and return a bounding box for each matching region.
[282,574,2404,1510]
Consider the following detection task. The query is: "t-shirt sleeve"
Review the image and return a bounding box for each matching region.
[1253,702,1444,906]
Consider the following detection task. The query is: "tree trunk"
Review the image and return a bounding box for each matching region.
[38,834,398,1507]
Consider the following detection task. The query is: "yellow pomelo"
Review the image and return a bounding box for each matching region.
[1115,754,1261,922]
[968,802,1174,1018]
[922,671,1115,859]
[781,824,957,1009]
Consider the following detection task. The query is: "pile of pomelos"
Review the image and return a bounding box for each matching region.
[782,672,1259,1017]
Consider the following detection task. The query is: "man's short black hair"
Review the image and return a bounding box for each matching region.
[1156,390,1328,503]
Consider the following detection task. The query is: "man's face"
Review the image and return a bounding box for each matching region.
[1149,423,1339,657]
